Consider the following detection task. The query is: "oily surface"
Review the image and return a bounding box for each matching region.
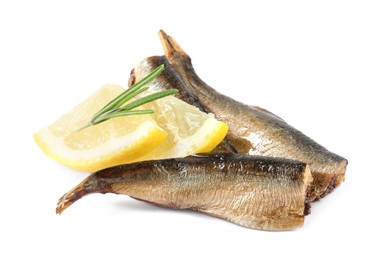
[127,31,348,201]
[57,154,312,231]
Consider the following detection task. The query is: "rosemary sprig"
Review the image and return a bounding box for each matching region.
[77,64,178,131]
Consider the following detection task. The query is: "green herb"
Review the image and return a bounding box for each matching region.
[77,64,178,131]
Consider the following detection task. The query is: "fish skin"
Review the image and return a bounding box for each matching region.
[56,154,312,231]
[129,30,347,201]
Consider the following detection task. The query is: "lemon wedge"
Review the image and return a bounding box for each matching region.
[34,84,228,172]
[139,95,228,160]
[34,85,167,172]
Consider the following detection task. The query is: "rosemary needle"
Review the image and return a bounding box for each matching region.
[77,64,178,131]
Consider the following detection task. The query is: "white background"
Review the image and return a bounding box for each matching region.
[1,1,384,259]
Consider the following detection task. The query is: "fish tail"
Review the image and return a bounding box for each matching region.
[158,30,189,62]
[56,176,100,215]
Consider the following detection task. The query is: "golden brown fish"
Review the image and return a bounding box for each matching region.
[128,30,347,201]
[56,154,312,231]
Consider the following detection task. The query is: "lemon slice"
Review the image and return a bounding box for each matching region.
[34,85,167,172]
[139,95,228,160]
[34,84,228,172]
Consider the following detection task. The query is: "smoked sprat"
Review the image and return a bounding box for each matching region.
[57,154,312,231]
[128,30,348,201]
